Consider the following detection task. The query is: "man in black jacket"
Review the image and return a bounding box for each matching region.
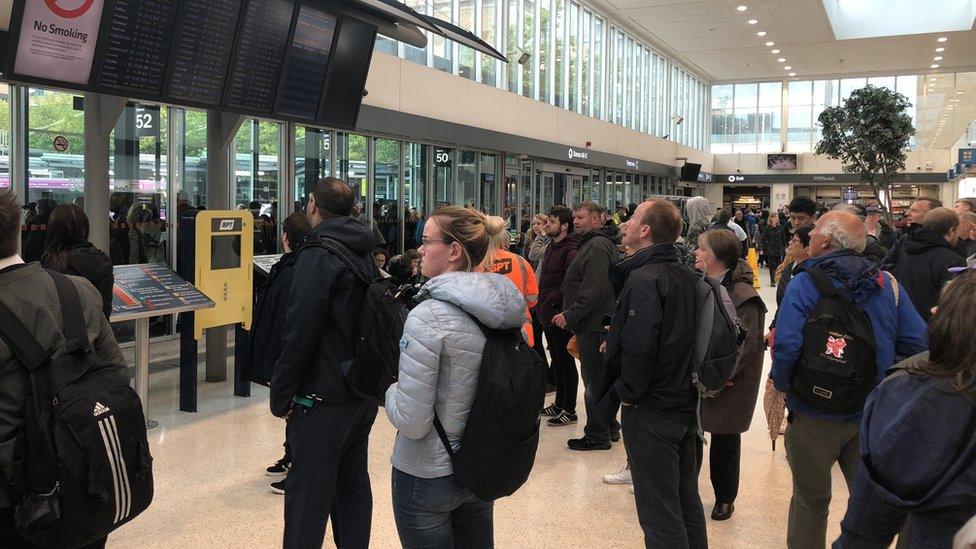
[553,200,620,451]
[757,213,788,286]
[890,207,965,322]
[603,199,706,548]
[271,178,379,549]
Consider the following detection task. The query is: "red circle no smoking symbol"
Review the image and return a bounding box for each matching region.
[45,0,95,19]
[53,136,68,152]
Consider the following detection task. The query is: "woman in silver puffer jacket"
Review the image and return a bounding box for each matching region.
[385,206,526,548]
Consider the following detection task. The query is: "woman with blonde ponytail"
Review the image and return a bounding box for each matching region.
[385,206,526,548]
[481,216,539,347]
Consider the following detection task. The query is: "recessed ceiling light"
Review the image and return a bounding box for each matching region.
[937,37,948,42]
[748,19,758,24]
[778,57,786,62]
[737,5,748,11]
[757,31,767,36]
[932,64,941,68]
[789,72,796,77]
[936,47,945,52]
[930,77,937,81]
[957,91,964,94]
[934,56,943,61]
[771,49,780,54]
[784,66,792,70]
[765,41,774,46]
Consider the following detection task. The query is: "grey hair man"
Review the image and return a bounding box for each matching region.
[770,210,927,548]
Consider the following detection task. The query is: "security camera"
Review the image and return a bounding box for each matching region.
[518,52,531,65]
[736,168,742,173]
[362,89,369,97]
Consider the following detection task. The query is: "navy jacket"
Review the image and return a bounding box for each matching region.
[241,251,296,386]
[835,353,976,548]
[770,250,927,421]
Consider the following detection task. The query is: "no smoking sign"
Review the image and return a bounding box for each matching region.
[53,135,69,152]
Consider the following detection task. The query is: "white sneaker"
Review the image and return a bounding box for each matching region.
[603,463,632,485]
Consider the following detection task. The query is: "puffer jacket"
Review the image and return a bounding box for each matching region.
[385,271,525,479]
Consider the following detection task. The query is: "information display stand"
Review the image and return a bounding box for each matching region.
[253,254,283,276]
[111,263,214,428]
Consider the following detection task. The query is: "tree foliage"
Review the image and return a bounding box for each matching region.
[815,85,915,224]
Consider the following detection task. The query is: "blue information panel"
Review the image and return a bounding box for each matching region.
[277,6,337,120]
[112,263,213,321]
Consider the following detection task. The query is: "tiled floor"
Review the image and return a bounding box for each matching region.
[107,275,855,548]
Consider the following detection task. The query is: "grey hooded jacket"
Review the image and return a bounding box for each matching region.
[385,271,526,479]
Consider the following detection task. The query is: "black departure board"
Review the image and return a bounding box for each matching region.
[167,0,243,106]
[111,263,214,321]
[97,0,179,96]
[277,7,337,120]
[224,0,293,116]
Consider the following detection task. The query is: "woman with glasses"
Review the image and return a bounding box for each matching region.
[385,206,526,548]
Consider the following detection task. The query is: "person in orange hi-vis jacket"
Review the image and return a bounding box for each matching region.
[482,216,538,346]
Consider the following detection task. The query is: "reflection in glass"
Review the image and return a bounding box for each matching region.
[374,138,400,251]
[480,153,497,214]
[434,147,455,207]
[459,150,478,209]
[404,143,429,250]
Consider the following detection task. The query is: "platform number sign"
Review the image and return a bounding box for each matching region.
[135,106,161,138]
[435,148,453,167]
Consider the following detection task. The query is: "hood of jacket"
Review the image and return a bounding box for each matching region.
[311,216,378,255]
[903,229,954,256]
[65,242,112,281]
[548,231,579,252]
[420,271,526,329]
[610,244,678,295]
[722,259,767,311]
[804,249,880,303]
[724,258,755,286]
[859,361,976,511]
[579,221,620,247]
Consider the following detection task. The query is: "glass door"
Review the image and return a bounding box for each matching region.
[433,146,454,208]
[404,142,429,251]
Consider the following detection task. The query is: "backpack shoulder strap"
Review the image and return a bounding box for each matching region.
[805,267,839,299]
[0,298,50,372]
[298,238,372,285]
[432,413,456,460]
[48,270,89,353]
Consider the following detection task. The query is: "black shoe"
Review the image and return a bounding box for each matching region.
[546,383,556,394]
[611,432,621,443]
[711,502,734,521]
[567,437,612,451]
[266,457,289,477]
[271,479,286,494]
[546,411,578,426]
[542,404,562,417]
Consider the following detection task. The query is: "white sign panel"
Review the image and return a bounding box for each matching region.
[14,0,105,85]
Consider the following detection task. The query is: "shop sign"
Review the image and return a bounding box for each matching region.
[812,175,838,182]
[567,147,589,161]
[625,159,638,170]
[960,148,976,167]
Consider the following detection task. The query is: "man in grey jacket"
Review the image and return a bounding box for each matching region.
[0,190,127,548]
[553,200,621,451]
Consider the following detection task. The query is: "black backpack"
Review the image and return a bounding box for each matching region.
[790,267,878,415]
[691,273,748,397]
[300,238,415,405]
[0,272,153,548]
[433,319,547,502]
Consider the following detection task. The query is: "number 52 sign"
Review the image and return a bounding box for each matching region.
[136,106,160,138]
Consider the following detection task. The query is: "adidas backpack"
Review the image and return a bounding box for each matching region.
[691,272,748,397]
[790,267,878,415]
[300,238,415,405]
[0,271,153,547]
[433,319,548,502]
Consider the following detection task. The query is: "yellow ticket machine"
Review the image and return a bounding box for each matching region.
[193,211,254,339]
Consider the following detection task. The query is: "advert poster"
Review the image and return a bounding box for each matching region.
[14,0,105,85]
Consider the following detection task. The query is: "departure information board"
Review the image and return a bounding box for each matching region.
[277,7,336,120]
[224,0,293,116]
[97,0,179,96]
[167,0,243,106]
[111,263,214,321]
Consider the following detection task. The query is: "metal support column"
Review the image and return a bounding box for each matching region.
[204,110,244,383]
[10,86,27,205]
[83,93,127,254]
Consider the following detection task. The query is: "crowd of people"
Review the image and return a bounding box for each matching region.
[1,180,975,548]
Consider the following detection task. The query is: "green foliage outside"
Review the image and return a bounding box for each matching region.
[815,85,915,225]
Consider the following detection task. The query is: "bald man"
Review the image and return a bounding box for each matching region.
[770,211,927,549]
[890,207,966,323]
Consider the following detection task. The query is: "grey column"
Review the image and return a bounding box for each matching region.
[83,93,127,254]
[204,110,244,383]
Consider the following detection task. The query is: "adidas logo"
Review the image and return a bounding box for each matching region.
[93,402,111,417]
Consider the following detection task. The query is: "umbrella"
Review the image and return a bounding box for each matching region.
[763,377,786,451]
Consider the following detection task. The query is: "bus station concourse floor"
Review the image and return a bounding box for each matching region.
[109,280,854,548]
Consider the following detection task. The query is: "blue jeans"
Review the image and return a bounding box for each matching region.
[392,468,494,549]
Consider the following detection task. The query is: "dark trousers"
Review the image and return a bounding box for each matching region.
[284,400,378,549]
[766,256,782,285]
[695,433,742,505]
[391,468,494,549]
[543,324,578,413]
[623,405,708,549]
[577,330,619,443]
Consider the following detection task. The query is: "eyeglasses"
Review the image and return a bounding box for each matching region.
[420,237,452,247]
